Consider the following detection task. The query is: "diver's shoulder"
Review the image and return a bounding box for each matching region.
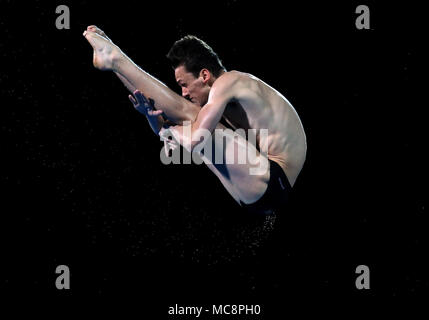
[227,70,256,79]
[221,71,261,87]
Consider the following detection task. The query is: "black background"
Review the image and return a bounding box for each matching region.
[1,0,427,313]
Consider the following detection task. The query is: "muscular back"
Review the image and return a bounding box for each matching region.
[221,71,307,186]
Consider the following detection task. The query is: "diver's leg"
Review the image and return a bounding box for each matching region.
[83,26,199,124]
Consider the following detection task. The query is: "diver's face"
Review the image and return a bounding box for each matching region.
[174,65,210,107]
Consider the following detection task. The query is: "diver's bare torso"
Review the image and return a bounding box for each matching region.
[220,71,307,187]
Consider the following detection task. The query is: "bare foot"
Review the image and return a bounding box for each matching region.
[87,25,112,42]
[83,29,122,71]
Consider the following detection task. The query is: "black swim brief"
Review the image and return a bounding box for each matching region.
[240,159,292,215]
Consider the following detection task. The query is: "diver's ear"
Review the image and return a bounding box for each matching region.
[199,69,211,84]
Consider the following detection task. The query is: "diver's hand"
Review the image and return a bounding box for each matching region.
[129,90,164,134]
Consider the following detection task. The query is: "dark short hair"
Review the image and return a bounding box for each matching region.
[166,35,226,78]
